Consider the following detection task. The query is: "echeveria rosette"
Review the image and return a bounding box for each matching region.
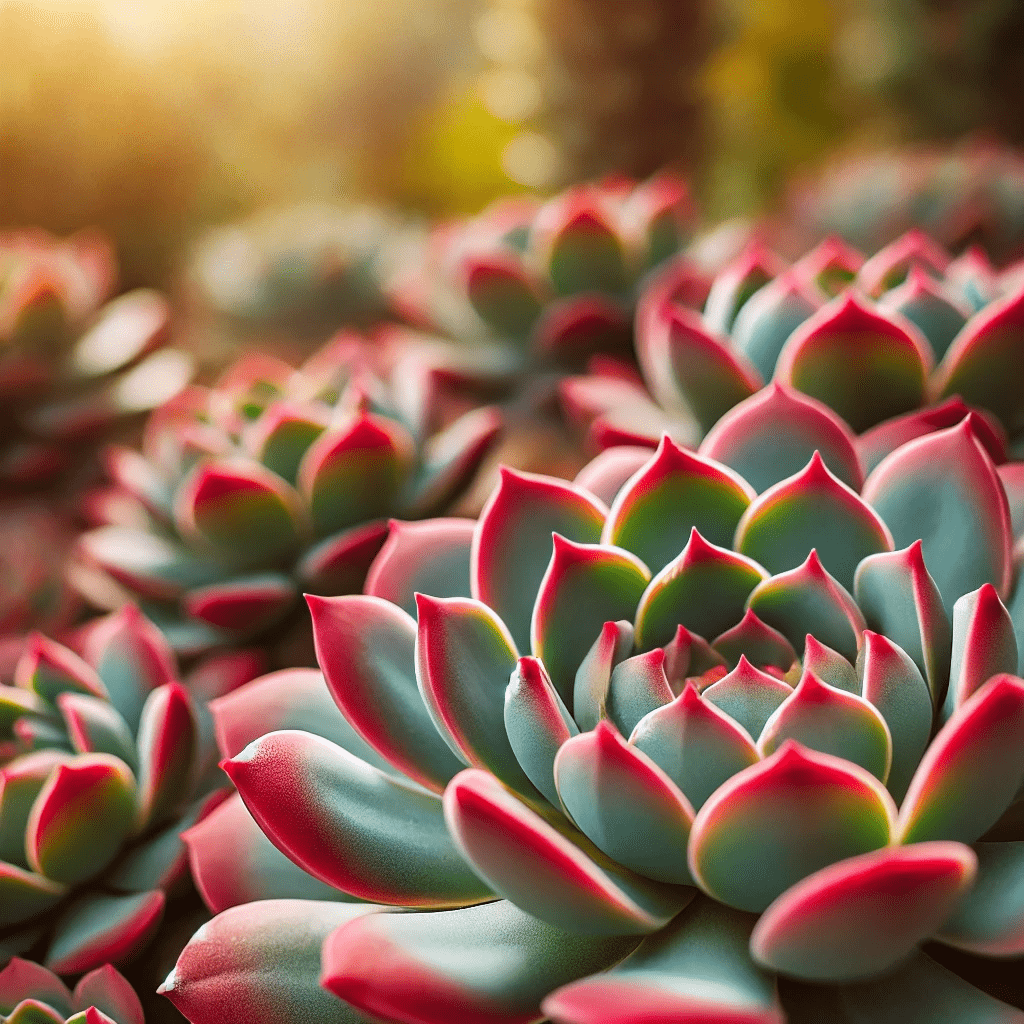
[75,334,500,656]
[0,229,192,491]
[401,175,695,373]
[169,423,1024,1023]
[0,958,145,1024]
[0,605,262,975]
[563,231,1024,459]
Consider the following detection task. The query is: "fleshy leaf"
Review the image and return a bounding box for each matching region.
[637,307,761,435]
[634,529,768,651]
[224,730,491,906]
[0,753,71,868]
[56,694,136,769]
[182,574,296,634]
[862,417,1013,612]
[937,841,1024,957]
[295,519,389,595]
[858,631,934,803]
[472,468,606,653]
[135,683,198,829]
[443,768,693,935]
[554,721,695,884]
[793,237,863,295]
[308,595,463,793]
[26,754,136,886]
[82,607,177,730]
[573,446,657,506]
[415,595,538,796]
[603,436,755,575]
[758,670,892,781]
[543,897,784,1024]
[532,536,650,707]
[856,397,1008,477]
[775,291,931,432]
[175,458,306,566]
[243,402,327,485]
[712,610,797,673]
[210,666,400,777]
[731,273,821,381]
[0,959,72,1016]
[746,550,866,662]
[699,382,863,495]
[934,282,1024,435]
[999,462,1024,540]
[801,635,858,693]
[72,964,145,1024]
[701,656,794,740]
[604,649,674,737]
[185,794,358,912]
[15,636,107,706]
[630,681,760,813]
[703,242,786,335]
[322,899,639,1024]
[296,413,414,537]
[688,741,896,912]
[364,518,475,616]
[504,657,578,808]
[160,899,380,1024]
[46,890,165,975]
[463,254,544,337]
[856,230,950,295]
[854,541,953,704]
[751,842,976,981]
[735,451,892,591]
[943,584,1019,720]
[0,863,65,929]
[5,998,65,1024]
[877,266,970,361]
[573,620,634,733]
[898,673,1024,844]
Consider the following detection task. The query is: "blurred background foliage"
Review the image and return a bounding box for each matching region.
[3,0,1023,287]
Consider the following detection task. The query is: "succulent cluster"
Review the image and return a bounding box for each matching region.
[0,605,262,975]
[564,230,1024,460]
[186,205,420,362]
[0,230,191,491]
[161,398,1024,1022]
[0,958,145,1024]
[789,146,1024,264]
[75,335,499,657]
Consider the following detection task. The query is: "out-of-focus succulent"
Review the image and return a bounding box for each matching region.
[185,205,421,364]
[0,230,192,491]
[789,146,1024,264]
[164,406,1024,1021]
[401,173,695,371]
[0,958,145,1024]
[75,335,500,658]
[563,230,1024,461]
[0,607,261,976]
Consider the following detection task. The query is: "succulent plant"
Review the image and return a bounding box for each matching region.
[74,335,500,658]
[401,173,695,372]
[0,229,192,491]
[788,146,1024,265]
[563,230,1024,460]
[0,958,145,1024]
[0,606,261,975]
[164,409,1024,1022]
[185,204,419,363]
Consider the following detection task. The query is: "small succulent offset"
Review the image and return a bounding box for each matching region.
[0,606,260,976]
[0,229,191,491]
[75,335,500,656]
[0,958,145,1024]
[166,408,1024,1022]
[401,174,695,373]
[564,230,1024,460]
